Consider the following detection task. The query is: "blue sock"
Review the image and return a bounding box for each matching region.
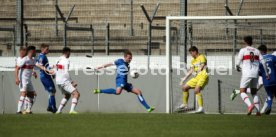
[48,95,52,108]
[100,88,117,94]
[50,95,56,110]
[137,95,150,109]
[266,90,273,109]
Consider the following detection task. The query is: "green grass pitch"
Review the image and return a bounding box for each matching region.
[1,113,276,137]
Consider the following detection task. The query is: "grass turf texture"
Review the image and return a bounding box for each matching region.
[1,114,276,137]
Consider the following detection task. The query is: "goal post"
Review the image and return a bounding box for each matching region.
[166,15,276,114]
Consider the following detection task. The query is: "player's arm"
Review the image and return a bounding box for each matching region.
[15,65,20,85]
[236,49,243,72]
[96,63,114,70]
[179,67,194,85]
[197,56,207,73]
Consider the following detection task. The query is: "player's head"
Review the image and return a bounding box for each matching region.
[258,44,267,54]
[124,50,132,63]
[26,46,36,57]
[19,47,26,57]
[62,47,71,58]
[40,43,49,54]
[189,46,199,58]
[243,36,253,46]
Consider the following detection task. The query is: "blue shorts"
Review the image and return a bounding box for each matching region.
[116,81,133,92]
[40,77,56,93]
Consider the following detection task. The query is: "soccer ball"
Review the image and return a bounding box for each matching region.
[130,70,139,79]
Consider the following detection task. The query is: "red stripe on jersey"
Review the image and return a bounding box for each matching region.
[57,64,64,70]
[242,55,259,61]
[21,65,34,69]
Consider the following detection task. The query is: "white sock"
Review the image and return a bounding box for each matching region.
[26,97,33,112]
[253,95,260,112]
[57,98,68,112]
[241,92,252,107]
[23,98,28,110]
[70,98,78,112]
[261,98,268,113]
[17,96,25,112]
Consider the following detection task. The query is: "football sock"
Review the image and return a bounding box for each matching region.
[241,92,252,107]
[48,95,51,108]
[50,95,57,109]
[23,97,28,110]
[70,98,78,112]
[57,98,68,112]
[266,91,273,109]
[17,96,25,112]
[100,88,116,94]
[196,93,203,107]
[253,95,260,112]
[183,92,189,105]
[137,95,150,110]
[26,97,33,112]
[261,98,268,113]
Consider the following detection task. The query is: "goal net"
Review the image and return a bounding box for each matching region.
[166,16,276,114]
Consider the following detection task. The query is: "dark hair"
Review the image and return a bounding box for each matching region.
[41,43,49,49]
[62,47,71,53]
[124,50,132,57]
[188,46,198,53]
[19,46,26,51]
[26,46,36,53]
[258,44,267,53]
[244,36,253,45]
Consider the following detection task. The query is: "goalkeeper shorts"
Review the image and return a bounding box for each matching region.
[186,74,209,89]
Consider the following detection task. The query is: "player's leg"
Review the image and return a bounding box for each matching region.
[42,78,57,112]
[178,78,197,109]
[231,88,250,101]
[128,84,154,112]
[239,77,254,115]
[56,93,71,114]
[25,91,35,114]
[194,76,208,113]
[17,91,27,114]
[94,80,123,95]
[250,78,260,116]
[261,86,273,114]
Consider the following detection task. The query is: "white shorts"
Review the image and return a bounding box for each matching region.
[58,81,76,94]
[19,80,35,92]
[240,77,258,89]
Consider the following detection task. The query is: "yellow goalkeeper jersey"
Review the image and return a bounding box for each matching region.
[191,54,208,76]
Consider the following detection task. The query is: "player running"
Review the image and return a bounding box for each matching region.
[36,44,57,113]
[236,36,269,116]
[16,46,37,114]
[93,50,155,112]
[54,47,80,114]
[258,45,276,115]
[178,46,208,113]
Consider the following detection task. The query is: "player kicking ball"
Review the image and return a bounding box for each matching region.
[93,50,155,113]
[235,36,269,116]
[16,46,37,114]
[53,47,80,114]
[36,44,57,113]
[178,46,209,114]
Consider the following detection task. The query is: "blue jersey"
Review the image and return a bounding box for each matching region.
[37,53,51,78]
[114,59,129,83]
[259,54,276,87]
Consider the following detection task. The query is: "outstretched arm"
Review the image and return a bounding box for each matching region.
[96,63,114,70]
[179,67,194,85]
[15,65,20,85]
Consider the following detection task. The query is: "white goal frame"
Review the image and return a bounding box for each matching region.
[165,15,276,113]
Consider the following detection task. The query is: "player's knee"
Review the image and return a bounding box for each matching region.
[115,91,121,95]
[182,85,189,91]
[20,92,27,97]
[194,87,201,94]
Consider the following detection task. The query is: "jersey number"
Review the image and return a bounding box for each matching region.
[266,63,272,75]
[250,52,255,63]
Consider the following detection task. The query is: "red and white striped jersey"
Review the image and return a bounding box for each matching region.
[237,46,263,78]
[17,56,36,82]
[55,55,71,84]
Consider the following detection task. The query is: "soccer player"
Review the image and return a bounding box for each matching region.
[93,50,155,112]
[16,46,37,114]
[236,36,269,116]
[178,46,208,113]
[230,77,263,101]
[36,44,57,113]
[258,45,276,115]
[15,47,27,114]
[54,47,80,114]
